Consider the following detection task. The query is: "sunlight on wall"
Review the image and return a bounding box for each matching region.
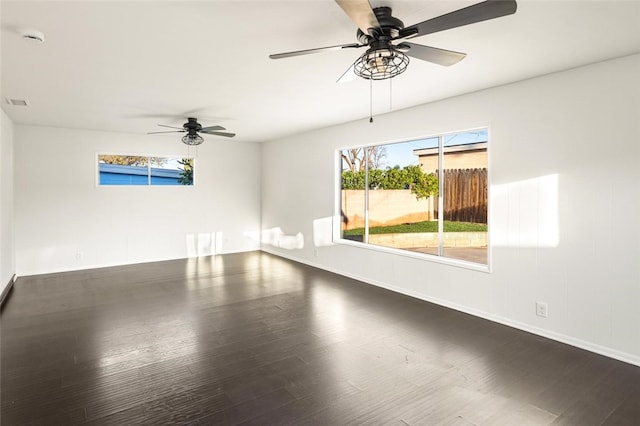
[313,216,335,247]
[186,232,222,257]
[261,227,304,250]
[244,230,260,245]
[492,174,559,248]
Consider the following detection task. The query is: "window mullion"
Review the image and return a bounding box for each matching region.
[364,147,370,244]
[438,135,444,257]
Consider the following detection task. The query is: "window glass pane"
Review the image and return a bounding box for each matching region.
[150,157,194,186]
[367,138,440,256]
[98,155,194,186]
[442,130,488,264]
[98,155,148,185]
[340,148,366,243]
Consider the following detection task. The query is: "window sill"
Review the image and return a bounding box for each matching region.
[334,237,491,273]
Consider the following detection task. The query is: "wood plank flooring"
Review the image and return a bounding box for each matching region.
[2,251,639,425]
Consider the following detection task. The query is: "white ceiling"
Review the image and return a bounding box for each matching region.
[2,1,639,143]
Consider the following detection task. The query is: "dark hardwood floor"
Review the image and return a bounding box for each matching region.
[2,251,639,425]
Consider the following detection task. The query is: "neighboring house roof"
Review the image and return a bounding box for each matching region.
[99,163,181,179]
[413,142,487,158]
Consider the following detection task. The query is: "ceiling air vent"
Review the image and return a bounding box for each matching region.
[5,98,29,106]
[21,29,45,44]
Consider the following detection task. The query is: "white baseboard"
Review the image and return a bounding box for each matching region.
[1,273,16,307]
[260,247,640,368]
[15,249,258,278]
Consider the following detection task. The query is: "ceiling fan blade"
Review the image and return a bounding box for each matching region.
[335,0,380,34]
[400,0,517,39]
[337,62,357,83]
[270,43,363,59]
[201,131,236,138]
[401,43,467,66]
[200,125,226,132]
[147,130,185,134]
[157,124,185,130]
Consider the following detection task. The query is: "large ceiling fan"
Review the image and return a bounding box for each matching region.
[147,117,235,145]
[270,0,517,81]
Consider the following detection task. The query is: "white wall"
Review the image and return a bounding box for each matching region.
[1,109,15,290]
[261,54,640,365]
[14,125,261,275]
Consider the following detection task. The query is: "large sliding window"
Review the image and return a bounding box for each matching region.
[338,129,488,267]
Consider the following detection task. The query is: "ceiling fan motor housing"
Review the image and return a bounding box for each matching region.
[357,7,404,45]
[353,7,410,80]
[184,117,202,133]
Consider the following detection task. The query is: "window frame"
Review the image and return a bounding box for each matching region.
[334,127,491,273]
[95,152,196,187]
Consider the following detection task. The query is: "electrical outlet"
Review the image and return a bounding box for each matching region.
[536,302,548,318]
[75,252,83,260]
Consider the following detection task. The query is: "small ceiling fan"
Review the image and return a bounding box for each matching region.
[147,117,236,145]
[270,0,517,81]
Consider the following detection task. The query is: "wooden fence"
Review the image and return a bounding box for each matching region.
[435,168,487,224]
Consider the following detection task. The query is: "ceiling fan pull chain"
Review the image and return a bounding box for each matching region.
[389,77,393,111]
[369,77,373,123]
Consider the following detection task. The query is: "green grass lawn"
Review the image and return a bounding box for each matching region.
[343,220,487,236]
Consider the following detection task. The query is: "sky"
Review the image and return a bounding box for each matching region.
[381,129,488,168]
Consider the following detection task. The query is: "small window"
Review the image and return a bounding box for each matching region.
[338,129,488,267]
[98,155,194,186]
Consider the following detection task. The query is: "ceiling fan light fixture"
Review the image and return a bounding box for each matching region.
[354,47,409,80]
[181,133,204,146]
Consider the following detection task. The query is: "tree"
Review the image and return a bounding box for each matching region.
[341,164,438,199]
[341,146,387,172]
[177,158,193,185]
[99,155,167,167]
[341,170,365,189]
[405,165,438,200]
[380,165,405,189]
[368,168,384,189]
